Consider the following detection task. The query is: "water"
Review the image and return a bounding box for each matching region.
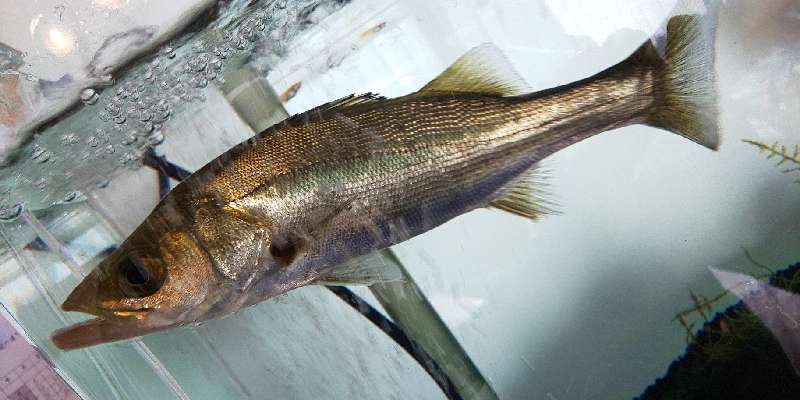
[0,0,799,399]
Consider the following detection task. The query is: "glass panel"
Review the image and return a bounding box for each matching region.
[1,0,799,399]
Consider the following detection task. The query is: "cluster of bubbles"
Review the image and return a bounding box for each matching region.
[69,6,276,173]
[0,203,22,221]
[11,0,305,210]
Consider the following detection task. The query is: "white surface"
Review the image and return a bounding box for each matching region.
[0,0,213,163]
[1,0,798,398]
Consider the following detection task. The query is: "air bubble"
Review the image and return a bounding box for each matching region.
[119,151,139,167]
[80,88,99,105]
[153,109,170,123]
[173,84,188,98]
[190,54,209,72]
[192,77,209,88]
[64,191,78,202]
[0,204,22,221]
[226,34,244,50]
[31,145,50,163]
[97,129,110,143]
[60,133,79,146]
[105,102,121,116]
[234,35,247,50]
[33,177,47,190]
[148,131,165,146]
[121,133,137,145]
[156,100,170,112]
[210,57,223,71]
[163,46,176,59]
[254,16,267,31]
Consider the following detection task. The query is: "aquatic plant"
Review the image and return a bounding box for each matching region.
[672,250,773,346]
[743,139,800,183]
[640,260,800,399]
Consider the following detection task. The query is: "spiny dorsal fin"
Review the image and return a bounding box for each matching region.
[285,93,387,126]
[417,43,530,97]
[489,165,557,221]
[314,251,404,286]
[321,93,386,112]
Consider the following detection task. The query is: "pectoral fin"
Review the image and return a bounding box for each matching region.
[315,251,404,286]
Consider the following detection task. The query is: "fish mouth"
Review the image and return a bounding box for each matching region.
[56,291,168,351]
[56,282,167,351]
[52,313,171,351]
[54,268,168,350]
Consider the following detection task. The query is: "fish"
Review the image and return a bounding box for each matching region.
[359,21,387,40]
[53,13,719,350]
[279,81,303,103]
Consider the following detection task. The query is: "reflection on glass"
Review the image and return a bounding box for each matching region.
[45,28,74,58]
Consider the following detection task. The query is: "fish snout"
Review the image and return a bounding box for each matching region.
[61,270,101,314]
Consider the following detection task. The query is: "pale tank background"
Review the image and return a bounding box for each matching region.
[0,0,799,399]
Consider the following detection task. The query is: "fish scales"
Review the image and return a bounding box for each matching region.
[52,14,720,350]
[178,69,653,246]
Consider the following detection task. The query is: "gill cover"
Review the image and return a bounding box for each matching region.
[53,229,219,351]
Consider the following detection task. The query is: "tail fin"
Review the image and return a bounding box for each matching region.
[632,12,720,150]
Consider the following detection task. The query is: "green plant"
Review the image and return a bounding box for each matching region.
[743,139,800,183]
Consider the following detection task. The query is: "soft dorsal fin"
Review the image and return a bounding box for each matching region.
[314,251,404,286]
[416,43,530,97]
[489,165,557,221]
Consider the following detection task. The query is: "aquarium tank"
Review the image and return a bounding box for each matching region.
[0,0,798,399]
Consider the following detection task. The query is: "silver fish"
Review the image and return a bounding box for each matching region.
[53,13,719,350]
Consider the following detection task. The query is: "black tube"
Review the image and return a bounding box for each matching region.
[142,148,193,186]
[326,286,464,400]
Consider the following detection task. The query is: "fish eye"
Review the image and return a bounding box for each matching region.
[117,256,163,297]
[124,260,149,285]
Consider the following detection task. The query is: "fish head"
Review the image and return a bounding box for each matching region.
[53,220,222,350]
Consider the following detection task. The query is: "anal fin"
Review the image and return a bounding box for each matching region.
[489,165,557,221]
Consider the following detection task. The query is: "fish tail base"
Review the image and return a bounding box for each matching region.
[639,10,720,150]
